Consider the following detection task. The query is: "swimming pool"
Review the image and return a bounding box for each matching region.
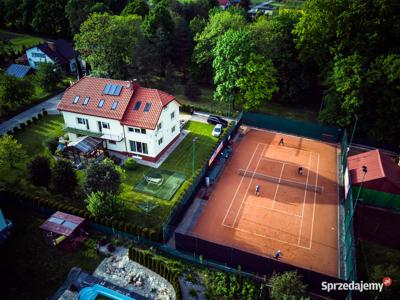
[78,284,135,300]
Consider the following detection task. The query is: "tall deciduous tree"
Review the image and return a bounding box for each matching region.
[236,54,278,110]
[212,29,254,108]
[35,62,64,93]
[32,0,70,37]
[0,73,34,111]
[269,271,308,300]
[65,0,96,35]
[86,191,125,218]
[27,155,51,187]
[121,0,149,17]
[75,13,142,79]
[84,159,121,195]
[0,135,27,169]
[52,159,78,196]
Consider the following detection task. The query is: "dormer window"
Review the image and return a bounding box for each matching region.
[134,101,141,111]
[144,102,151,112]
[82,97,90,106]
[72,96,80,104]
[111,101,118,110]
[98,99,105,108]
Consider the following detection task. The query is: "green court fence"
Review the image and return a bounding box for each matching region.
[352,187,400,211]
[241,112,341,142]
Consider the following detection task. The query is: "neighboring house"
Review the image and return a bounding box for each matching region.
[26,39,83,74]
[57,76,181,163]
[6,64,33,78]
[248,1,275,17]
[0,208,12,245]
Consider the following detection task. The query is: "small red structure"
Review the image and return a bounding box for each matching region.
[40,211,86,249]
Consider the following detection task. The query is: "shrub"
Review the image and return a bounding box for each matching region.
[6,130,12,135]
[37,113,43,119]
[268,271,307,300]
[32,116,38,122]
[99,238,108,246]
[184,79,202,100]
[26,120,32,126]
[189,288,198,298]
[52,159,78,196]
[107,243,115,253]
[122,157,137,170]
[45,137,59,155]
[43,110,48,116]
[19,123,26,129]
[110,155,122,165]
[86,191,125,218]
[27,155,51,186]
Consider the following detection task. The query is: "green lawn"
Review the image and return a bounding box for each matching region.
[1,117,220,230]
[0,206,103,299]
[0,29,44,52]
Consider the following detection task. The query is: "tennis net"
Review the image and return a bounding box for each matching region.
[238,169,324,193]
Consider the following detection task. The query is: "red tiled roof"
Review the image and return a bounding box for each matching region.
[348,149,400,194]
[57,77,136,120]
[122,88,176,130]
[218,0,229,6]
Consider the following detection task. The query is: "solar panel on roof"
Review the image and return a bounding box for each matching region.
[144,102,152,112]
[114,85,122,96]
[103,84,112,94]
[111,101,118,110]
[63,221,78,230]
[49,217,64,224]
[109,84,117,95]
[72,96,80,104]
[82,97,90,106]
[98,99,105,108]
[134,101,141,111]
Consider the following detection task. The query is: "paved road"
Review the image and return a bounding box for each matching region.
[0,92,64,134]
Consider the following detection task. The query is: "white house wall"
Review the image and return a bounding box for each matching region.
[26,47,54,69]
[154,100,180,156]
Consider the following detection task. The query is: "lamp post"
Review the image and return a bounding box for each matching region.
[347,114,359,153]
[345,165,367,240]
[192,137,198,176]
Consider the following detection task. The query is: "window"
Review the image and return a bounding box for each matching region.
[158,138,163,145]
[134,128,140,133]
[111,101,118,110]
[134,101,141,111]
[72,96,80,104]
[141,128,146,134]
[82,97,90,106]
[144,102,152,112]
[157,122,162,130]
[129,141,148,154]
[77,117,86,125]
[108,140,116,145]
[171,111,175,120]
[32,52,45,58]
[171,125,176,133]
[102,122,110,129]
[128,127,134,132]
[98,99,105,108]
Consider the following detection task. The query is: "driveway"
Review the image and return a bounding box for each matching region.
[0,92,64,135]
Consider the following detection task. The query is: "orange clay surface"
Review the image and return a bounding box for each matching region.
[192,127,339,276]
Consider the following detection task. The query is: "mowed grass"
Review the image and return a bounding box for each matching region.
[0,206,103,300]
[0,29,44,52]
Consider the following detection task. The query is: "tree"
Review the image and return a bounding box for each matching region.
[212,29,254,108]
[35,62,63,93]
[121,0,149,17]
[184,78,202,100]
[369,264,400,300]
[65,0,95,35]
[52,159,78,196]
[27,155,51,186]
[0,135,27,169]
[236,54,278,110]
[86,191,125,218]
[32,0,70,37]
[75,13,142,79]
[268,271,308,300]
[193,10,246,78]
[0,73,34,111]
[141,0,174,40]
[84,159,121,195]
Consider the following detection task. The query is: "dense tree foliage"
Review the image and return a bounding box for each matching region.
[268,271,308,300]
[84,159,121,195]
[51,159,78,196]
[75,13,142,79]
[295,0,400,145]
[35,62,64,92]
[0,73,34,112]
[27,155,51,187]
[0,135,27,169]
[121,0,149,17]
[86,191,125,218]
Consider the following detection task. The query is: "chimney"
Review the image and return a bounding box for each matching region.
[47,41,57,53]
[130,79,140,91]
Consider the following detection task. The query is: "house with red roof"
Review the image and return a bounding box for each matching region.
[26,39,82,73]
[57,76,180,163]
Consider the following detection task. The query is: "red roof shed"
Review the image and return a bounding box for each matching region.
[348,149,400,195]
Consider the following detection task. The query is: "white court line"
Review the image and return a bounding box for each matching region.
[222,222,312,250]
[271,163,285,209]
[222,143,261,227]
[308,153,320,249]
[297,152,313,245]
[232,144,267,228]
[244,201,302,217]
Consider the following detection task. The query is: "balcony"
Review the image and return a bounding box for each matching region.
[63,127,123,142]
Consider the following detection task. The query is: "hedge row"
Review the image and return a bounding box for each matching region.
[5,188,163,242]
[6,110,48,136]
[180,103,238,118]
[128,247,182,300]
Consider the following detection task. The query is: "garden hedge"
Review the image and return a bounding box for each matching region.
[128,247,182,300]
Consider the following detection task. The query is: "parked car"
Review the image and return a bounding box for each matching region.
[212,124,223,137]
[207,115,228,127]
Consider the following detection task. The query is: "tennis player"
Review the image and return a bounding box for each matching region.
[279,138,284,146]
[255,184,260,196]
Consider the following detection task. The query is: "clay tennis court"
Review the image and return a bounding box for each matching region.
[191,127,339,276]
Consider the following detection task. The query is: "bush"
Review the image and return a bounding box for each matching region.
[19,123,26,129]
[32,116,38,122]
[37,113,43,119]
[84,159,121,195]
[86,191,125,218]
[43,110,48,116]
[6,130,12,135]
[52,159,78,196]
[122,158,137,170]
[99,238,108,246]
[110,155,122,165]
[184,79,202,100]
[27,155,51,187]
[107,243,115,253]
[26,120,32,126]
[268,271,307,300]
[45,137,59,154]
